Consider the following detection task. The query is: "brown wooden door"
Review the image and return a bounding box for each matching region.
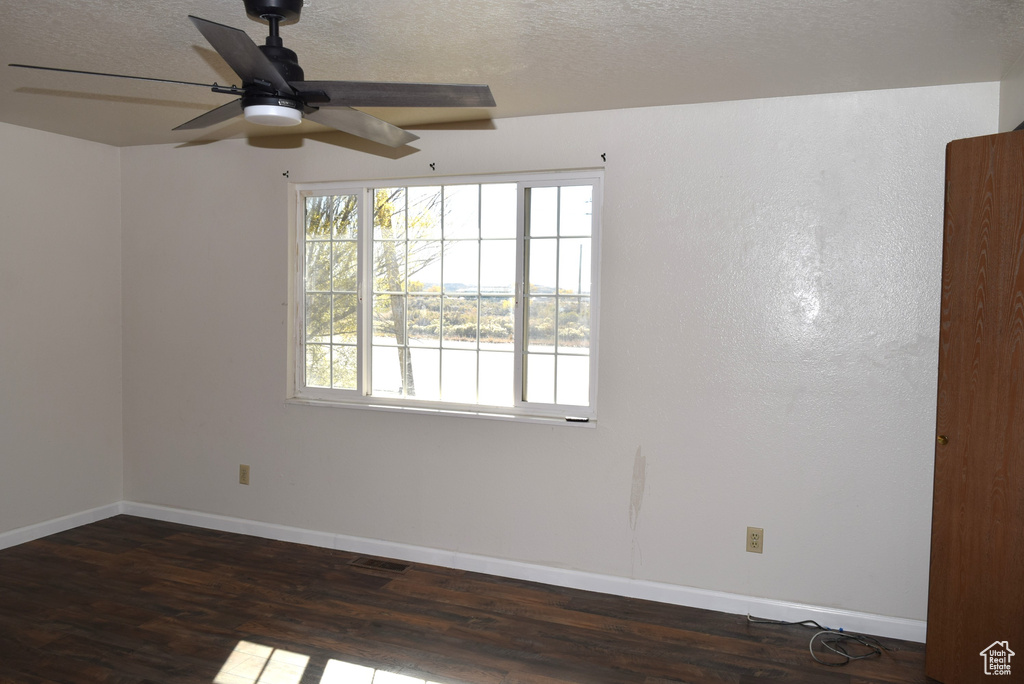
[927,130,1024,682]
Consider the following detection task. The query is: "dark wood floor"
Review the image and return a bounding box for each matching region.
[0,516,930,684]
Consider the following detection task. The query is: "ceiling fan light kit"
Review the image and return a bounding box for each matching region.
[244,103,303,126]
[8,0,494,148]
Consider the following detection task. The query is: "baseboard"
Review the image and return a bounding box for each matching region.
[120,501,927,643]
[0,502,123,551]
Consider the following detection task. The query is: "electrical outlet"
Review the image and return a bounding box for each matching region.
[746,526,763,554]
[239,464,250,485]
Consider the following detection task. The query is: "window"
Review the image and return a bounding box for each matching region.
[289,171,601,423]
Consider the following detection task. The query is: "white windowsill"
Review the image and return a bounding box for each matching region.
[284,396,596,427]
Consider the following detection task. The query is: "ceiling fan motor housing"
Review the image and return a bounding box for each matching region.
[259,44,304,83]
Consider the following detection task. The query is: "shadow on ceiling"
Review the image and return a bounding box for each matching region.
[13,87,212,111]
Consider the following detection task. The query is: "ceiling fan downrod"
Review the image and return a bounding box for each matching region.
[266,14,282,44]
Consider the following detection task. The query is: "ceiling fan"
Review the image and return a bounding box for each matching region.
[9,0,495,147]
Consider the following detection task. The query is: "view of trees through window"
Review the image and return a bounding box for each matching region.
[303,193,359,391]
[300,177,596,412]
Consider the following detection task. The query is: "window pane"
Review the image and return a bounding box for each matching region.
[556,354,590,406]
[444,185,479,239]
[557,297,590,351]
[330,195,358,239]
[557,238,591,295]
[374,241,406,293]
[407,295,441,347]
[408,186,442,239]
[407,240,442,291]
[371,345,403,396]
[527,239,557,294]
[525,353,555,404]
[332,294,358,344]
[479,351,514,406]
[443,240,479,292]
[441,349,477,403]
[373,294,405,345]
[304,196,334,239]
[305,293,330,342]
[480,240,516,294]
[481,183,517,238]
[443,295,478,348]
[408,348,440,400]
[305,242,331,291]
[527,296,555,350]
[331,345,357,389]
[479,296,514,348]
[559,186,593,237]
[305,343,331,387]
[332,241,358,292]
[528,187,558,237]
[374,188,406,239]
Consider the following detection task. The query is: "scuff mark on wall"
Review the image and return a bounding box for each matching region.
[630,445,647,573]
[629,446,646,530]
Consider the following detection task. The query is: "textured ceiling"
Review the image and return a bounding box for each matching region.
[2,0,1023,147]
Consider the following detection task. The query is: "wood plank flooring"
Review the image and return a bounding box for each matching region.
[0,516,929,683]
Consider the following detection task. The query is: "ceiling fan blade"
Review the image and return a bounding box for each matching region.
[305,107,418,147]
[188,16,293,94]
[8,63,223,89]
[291,81,495,108]
[173,99,244,130]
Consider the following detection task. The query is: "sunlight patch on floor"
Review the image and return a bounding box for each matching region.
[321,659,442,683]
[213,641,309,684]
[214,641,445,684]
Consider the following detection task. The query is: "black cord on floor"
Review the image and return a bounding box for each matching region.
[746,614,889,667]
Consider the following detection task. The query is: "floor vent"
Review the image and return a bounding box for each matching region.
[349,557,412,573]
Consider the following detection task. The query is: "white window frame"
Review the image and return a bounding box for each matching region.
[287,170,602,425]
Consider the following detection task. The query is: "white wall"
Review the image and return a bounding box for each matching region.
[1000,52,1024,131]
[120,82,997,622]
[0,122,123,534]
